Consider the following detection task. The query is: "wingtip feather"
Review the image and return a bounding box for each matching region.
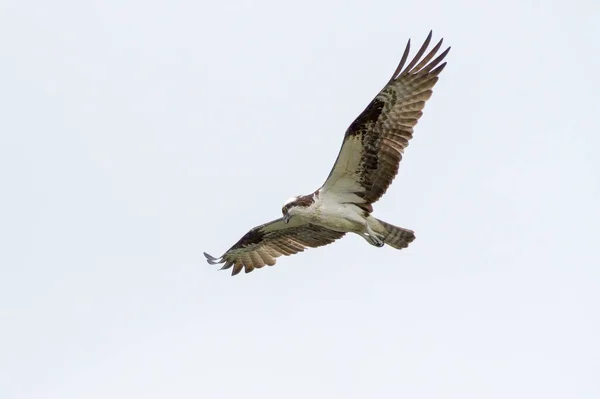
[204,252,223,265]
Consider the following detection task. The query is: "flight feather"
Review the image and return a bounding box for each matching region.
[320,30,450,206]
[204,218,345,275]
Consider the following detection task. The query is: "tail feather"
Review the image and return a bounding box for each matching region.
[375,218,416,250]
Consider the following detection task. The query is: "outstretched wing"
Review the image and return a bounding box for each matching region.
[320,31,450,208]
[204,218,345,276]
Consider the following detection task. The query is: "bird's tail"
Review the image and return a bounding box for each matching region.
[374,218,416,250]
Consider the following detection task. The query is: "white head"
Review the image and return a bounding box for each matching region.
[283,196,298,207]
[281,194,316,223]
[281,196,300,224]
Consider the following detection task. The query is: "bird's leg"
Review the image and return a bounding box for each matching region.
[369,234,385,247]
[358,225,385,247]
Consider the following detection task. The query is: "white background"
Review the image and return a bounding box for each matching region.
[1,0,599,398]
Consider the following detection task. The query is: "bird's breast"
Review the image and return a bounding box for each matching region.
[308,201,365,233]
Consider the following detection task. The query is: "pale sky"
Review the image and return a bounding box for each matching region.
[1,0,599,398]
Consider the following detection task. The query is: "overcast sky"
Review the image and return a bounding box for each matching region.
[1,0,599,398]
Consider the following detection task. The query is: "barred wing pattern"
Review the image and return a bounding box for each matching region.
[204,218,345,276]
[321,31,450,206]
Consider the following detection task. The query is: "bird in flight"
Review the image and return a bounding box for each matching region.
[205,31,450,275]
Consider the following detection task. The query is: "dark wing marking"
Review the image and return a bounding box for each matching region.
[321,31,450,206]
[204,218,345,276]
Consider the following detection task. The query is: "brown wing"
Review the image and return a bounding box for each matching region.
[204,218,345,276]
[320,31,450,206]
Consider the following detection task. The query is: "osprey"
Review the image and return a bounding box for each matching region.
[205,31,450,275]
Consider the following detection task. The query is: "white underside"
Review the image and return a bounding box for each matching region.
[288,190,386,241]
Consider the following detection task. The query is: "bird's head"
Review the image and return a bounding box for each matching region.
[281,194,316,224]
[281,196,299,224]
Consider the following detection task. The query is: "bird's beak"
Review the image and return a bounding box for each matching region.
[283,214,291,224]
